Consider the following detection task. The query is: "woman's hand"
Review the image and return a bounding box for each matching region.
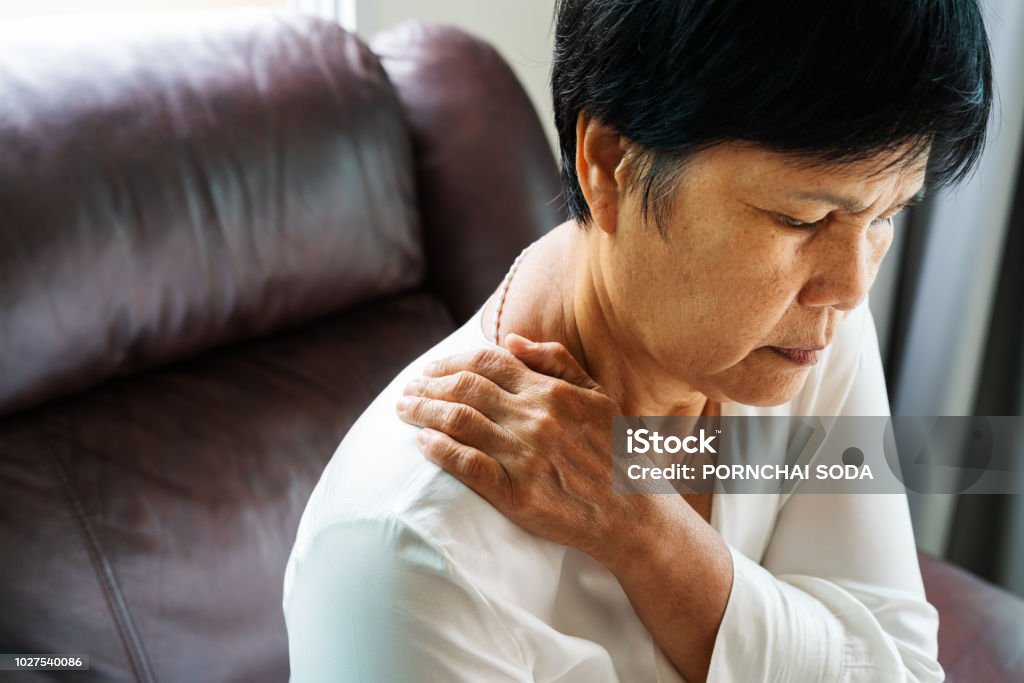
[394,333,651,566]
[395,333,733,683]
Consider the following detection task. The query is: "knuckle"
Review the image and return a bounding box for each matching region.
[550,342,572,361]
[404,396,424,421]
[470,348,498,370]
[458,451,485,480]
[447,403,478,433]
[433,435,460,463]
[544,380,572,402]
[418,429,441,454]
[450,371,478,398]
[533,410,561,434]
[418,429,444,458]
[485,348,517,373]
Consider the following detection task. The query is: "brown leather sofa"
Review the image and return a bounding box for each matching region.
[0,9,1020,682]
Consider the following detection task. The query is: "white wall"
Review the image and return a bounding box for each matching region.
[353,0,559,156]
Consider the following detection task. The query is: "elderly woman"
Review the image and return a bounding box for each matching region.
[283,1,992,681]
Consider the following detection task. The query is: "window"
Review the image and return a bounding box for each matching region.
[0,0,354,28]
[290,0,354,27]
[0,1,288,17]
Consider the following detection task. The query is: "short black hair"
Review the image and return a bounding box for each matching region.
[552,0,993,235]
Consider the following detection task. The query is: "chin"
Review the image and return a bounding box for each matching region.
[716,371,810,408]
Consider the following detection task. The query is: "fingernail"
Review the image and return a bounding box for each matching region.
[416,429,429,445]
[404,377,424,396]
[423,362,438,376]
[396,396,413,411]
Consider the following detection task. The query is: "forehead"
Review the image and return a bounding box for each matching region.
[706,141,929,196]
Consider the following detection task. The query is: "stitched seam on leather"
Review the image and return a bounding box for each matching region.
[46,444,157,683]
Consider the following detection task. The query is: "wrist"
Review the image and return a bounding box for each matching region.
[595,495,690,578]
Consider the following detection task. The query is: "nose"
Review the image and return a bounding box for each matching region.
[797,227,879,312]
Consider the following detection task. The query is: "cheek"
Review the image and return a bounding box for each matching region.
[613,205,801,363]
[699,246,798,350]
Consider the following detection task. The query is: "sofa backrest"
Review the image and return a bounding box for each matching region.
[0,10,423,419]
[373,21,564,323]
[0,10,561,682]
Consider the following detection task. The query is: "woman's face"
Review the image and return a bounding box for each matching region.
[601,141,926,407]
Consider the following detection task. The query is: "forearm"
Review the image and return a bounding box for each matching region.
[599,496,733,683]
[599,494,944,683]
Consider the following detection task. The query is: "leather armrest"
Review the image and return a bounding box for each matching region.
[919,551,1024,682]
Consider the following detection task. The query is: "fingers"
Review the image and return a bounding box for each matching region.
[420,341,605,395]
[504,333,603,392]
[415,428,510,504]
[402,371,511,422]
[396,394,512,458]
[421,348,527,393]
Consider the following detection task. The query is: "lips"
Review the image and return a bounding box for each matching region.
[769,347,822,366]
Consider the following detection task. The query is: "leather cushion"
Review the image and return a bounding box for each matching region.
[0,11,422,418]
[0,290,453,682]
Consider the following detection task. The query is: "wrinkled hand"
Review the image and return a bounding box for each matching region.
[394,333,650,565]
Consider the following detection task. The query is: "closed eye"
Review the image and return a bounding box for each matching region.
[871,192,924,227]
[776,213,824,229]
[777,212,902,230]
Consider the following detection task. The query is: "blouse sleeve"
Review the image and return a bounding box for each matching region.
[284,513,531,683]
[704,303,944,682]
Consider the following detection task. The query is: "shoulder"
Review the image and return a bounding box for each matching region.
[296,310,496,528]
[286,308,560,598]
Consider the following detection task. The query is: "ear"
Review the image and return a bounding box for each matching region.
[575,110,632,235]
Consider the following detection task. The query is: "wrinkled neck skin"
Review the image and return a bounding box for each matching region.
[482,221,712,417]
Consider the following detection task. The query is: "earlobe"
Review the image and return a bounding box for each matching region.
[575,110,627,236]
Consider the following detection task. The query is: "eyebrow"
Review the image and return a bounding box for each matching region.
[788,187,927,214]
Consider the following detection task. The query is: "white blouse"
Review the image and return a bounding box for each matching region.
[282,296,943,682]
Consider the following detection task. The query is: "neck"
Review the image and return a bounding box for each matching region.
[484,221,711,417]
